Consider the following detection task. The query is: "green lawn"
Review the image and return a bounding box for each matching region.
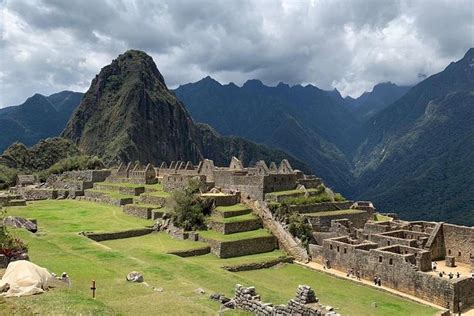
[101,233,208,253]
[199,228,274,241]
[1,200,440,315]
[214,204,250,212]
[209,213,258,223]
[143,190,170,198]
[375,213,393,221]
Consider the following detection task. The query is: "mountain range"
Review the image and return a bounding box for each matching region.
[60,50,309,170]
[0,91,83,152]
[1,48,472,225]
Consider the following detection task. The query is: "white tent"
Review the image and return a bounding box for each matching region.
[0,260,53,297]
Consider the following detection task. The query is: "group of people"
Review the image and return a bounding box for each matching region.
[437,271,461,279]
[373,276,382,286]
[432,261,463,279]
[346,268,361,280]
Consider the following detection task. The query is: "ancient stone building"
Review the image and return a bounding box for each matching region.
[309,218,474,312]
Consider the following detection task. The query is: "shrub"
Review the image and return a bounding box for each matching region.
[268,203,313,249]
[170,179,212,231]
[37,155,104,181]
[0,207,28,261]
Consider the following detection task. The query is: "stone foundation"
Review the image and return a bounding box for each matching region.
[123,204,154,219]
[93,183,145,196]
[231,284,338,315]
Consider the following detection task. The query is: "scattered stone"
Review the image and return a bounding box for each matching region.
[126,271,144,283]
[194,287,206,294]
[3,216,37,233]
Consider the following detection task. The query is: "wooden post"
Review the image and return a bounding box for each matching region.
[91,280,96,299]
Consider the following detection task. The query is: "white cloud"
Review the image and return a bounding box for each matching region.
[0,0,472,106]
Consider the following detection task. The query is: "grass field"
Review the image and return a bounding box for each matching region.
[0,200,440,315]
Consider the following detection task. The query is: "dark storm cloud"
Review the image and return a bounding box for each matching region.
[1,0,473,106]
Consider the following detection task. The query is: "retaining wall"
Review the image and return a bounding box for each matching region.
[167,246,211,257]
[222,256,293,272]
[82,228,153,242]
[199,235,278,258]
[209,219,262,234]
[289,201,354,214]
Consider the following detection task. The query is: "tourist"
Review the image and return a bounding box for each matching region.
[373,276,378,285]
[377,277,381,287]
[432,261,437,271]
[439,272,443,278]
[456,272,460,278]
[448,272,454,279]
[356,270,361,281]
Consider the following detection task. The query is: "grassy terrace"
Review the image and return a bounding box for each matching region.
[266,188,320,196]
[1,200,440,315]
[214,204,250,212]
[142,190,171,198]
[199,228,272,241]
[304,209,366,217]
[375,213,393,221]
[210,213,258,223]
[86,189,134,200]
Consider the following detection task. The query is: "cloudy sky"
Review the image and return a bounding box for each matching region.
[0,0,473,107]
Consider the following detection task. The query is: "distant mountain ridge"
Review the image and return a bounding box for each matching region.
[0,91,84,152]
[345,82,411,120]
[174,76,361,193]
[352,48,474,225]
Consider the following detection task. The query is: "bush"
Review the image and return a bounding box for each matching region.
[0,165,18,186]
[37,155,104,181]
[288,213,313,249]
[170,179,212,231]
[0,208,28,261]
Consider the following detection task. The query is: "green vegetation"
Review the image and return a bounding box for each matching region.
[0,138,104,186]
[268,203,313,249]
[38,155,104,181]
[101,234,208,253]
[170,180,212,231]
[210,213,258,224]
[284,192,345,205]
[374,213,393,222]
[1,200,439,315]
[94,182,144,189]
[215,204,251,212]
[199,229,272,242]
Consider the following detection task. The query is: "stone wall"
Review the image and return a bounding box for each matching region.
[289,201,354,214]
[18,188,58,201]
[93,183,145,196]
[222,256,293,272]
[123,204,153,219]
[199,235,278,258]
[82,191,133,206]
[214,170,264,200]
[443,224,474,264]
[167,246,211,257]
[138,194,168,206]
[306,210,370,230]
[82,228,153,242]
[453,278,474,312]
[262,174,297,193]
[202,193,240,207]
[231,284,337,316]
[209,219,262,234]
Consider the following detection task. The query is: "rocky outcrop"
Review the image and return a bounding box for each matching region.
[3,216,37,233]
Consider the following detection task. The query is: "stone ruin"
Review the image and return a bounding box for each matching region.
[227,284,339,315]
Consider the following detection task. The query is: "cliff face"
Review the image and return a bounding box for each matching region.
[62,50,308,171]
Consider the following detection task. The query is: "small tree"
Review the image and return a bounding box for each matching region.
[0,206,28,261]
[170,179,212,231]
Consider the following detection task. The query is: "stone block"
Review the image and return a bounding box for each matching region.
[445,256,456,267]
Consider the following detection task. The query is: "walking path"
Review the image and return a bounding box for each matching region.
[295,261,473,315]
